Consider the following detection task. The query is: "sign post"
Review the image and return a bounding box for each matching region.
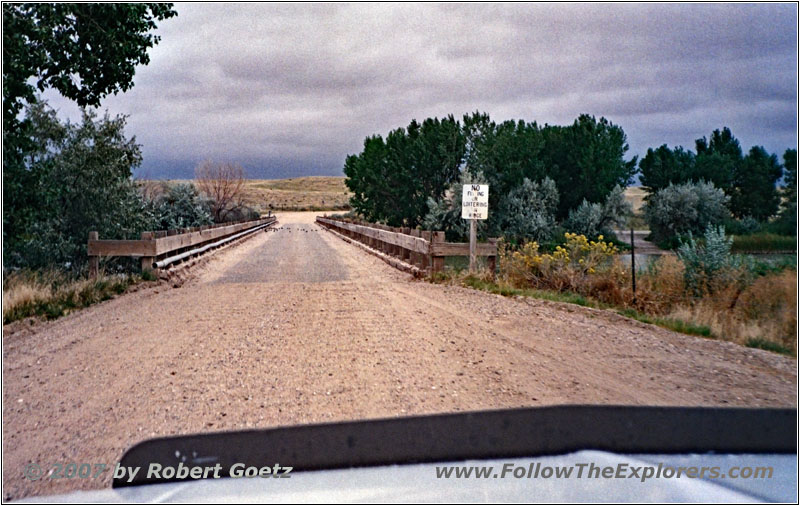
[461,184,489,273]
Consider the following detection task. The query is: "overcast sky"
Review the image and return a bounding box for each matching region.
[43,2,798,179]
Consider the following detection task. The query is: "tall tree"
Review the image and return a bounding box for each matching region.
[693,127,741,192]
[773,148,797,234]
[783,148,797,194]
[540,114,638,219]
[3,3,176,261]
[3,3,176,123]
[461,112,545,235]
[344,116,465,227]
[194,160,248,223]
[729,146,783,220]
[638,144,696,194]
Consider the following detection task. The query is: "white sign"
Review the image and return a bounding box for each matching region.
[462,184,489,220]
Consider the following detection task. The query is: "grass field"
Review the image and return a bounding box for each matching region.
[160,177,646,214]
[624,186,647,213]
[249,180,647,214]
[163,176,352,212]
[243,176,351,211]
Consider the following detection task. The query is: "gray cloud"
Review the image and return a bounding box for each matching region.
[42,2,797,178]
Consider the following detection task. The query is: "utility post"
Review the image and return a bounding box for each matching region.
[462,184,489,273]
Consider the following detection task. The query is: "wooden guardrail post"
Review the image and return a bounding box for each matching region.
[420,231,431,272]
[431,231,445,274]
[88,231,99,278]
[401,227,411,261]
[409,229,422,268]
[141,231,156,275]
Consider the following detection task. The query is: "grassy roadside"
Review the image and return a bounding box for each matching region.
[434,272,793,356]
[2,270,154,324]
[731,233,797,253]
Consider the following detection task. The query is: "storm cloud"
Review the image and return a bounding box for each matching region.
[42,3,798,179]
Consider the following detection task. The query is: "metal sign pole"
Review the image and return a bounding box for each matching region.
[469,218,477,273]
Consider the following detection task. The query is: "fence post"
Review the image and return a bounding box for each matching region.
[141,231,156,276]
[88,231,99,278]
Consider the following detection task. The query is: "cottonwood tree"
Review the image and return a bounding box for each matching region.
[3,3,176,263]
[638,145,696,194]
[194,160,248,223]
[693,127,741,196]
[344,116,466,227]
[539,114,638,219]
[731,146,783,220]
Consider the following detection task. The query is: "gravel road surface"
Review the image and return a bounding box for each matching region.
[3,212,796,500]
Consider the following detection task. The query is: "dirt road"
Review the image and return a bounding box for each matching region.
[3,212,796,499]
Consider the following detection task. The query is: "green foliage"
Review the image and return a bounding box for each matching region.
[618,309,713,337]
[538,115,637,219]
[218,204,261,223]
[345,116,466,227]
[5,101,152,271]
[3,3,176,122]
[3,3,175,269]
[565,185,632,239]
[766,208,797,236]
[639,144,696,193]
[774,148,798,235]
[460,276,598,309]
[745,338,794,356]
[461,113,547,226]
[730,146,783,220]
[745,255,797,277]
[423,170,488,241]
[676,225,749,294]
[644,181,730,244]
[641,128,785,225]
[693,127,741,193]
[348,112,636,237]
[731,234,797,253]
[495,177,559,242]
[150,183,214,230]
[783,148,797,193]
[723,216,762,236]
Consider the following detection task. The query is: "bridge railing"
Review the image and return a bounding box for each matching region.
[316,216,497,276]
[88,216,277,276]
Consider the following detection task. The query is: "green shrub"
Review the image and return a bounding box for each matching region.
[150,183,213,230]
[676,225,752,294]
[745,338,794,356]
[643,181,730,244]
[724,216,763,235]
[497,177,559,242]
[565,185,632,239]
[746,255,797,277]
[4,102,153,273]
